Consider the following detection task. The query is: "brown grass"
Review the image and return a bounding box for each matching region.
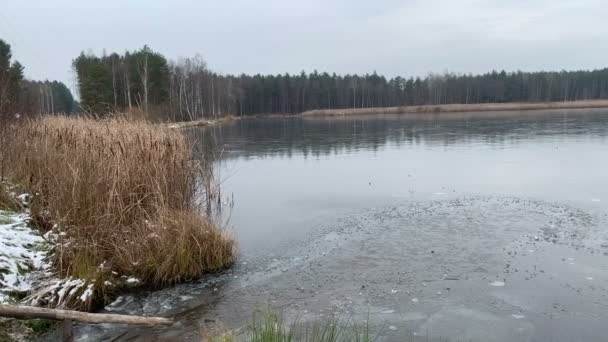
[0,121,22,212]
[0,116,234,308]
[300,99,608,116]
[0,183,21,211]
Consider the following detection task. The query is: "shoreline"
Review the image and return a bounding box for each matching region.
[163,116,237,129]
[163,113,296,129]
[300,99,608,116]
[165,100,608,128]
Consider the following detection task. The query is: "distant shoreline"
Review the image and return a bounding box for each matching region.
[165,100,608,128]
[300,100,608,117]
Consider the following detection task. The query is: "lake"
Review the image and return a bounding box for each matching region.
[87,109,608,341]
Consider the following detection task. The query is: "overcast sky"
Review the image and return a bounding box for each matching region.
[2,0,607,93]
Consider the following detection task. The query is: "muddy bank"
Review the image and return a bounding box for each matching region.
[65,196,608,341]
[300,100,608,117]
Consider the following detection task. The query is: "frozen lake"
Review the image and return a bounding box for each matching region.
[81,109,608,341]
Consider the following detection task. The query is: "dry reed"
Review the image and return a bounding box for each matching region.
[1,116,234,309]
[300,99,608,117]
[0,183,21,211]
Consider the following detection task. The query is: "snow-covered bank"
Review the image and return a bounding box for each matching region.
[0,210,50,303]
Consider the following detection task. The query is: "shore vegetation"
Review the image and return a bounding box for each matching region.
[0,116,234,311]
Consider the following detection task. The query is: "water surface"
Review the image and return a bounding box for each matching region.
[209,111,608,256]
[83,110,608,341]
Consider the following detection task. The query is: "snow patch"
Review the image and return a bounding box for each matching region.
[80,283,95,302]
[16,194,29,203]
[126,277,141,285]
[0,210,50,303]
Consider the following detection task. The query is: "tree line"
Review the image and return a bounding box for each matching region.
[73,45,608,121]
[0,39,75,119]
[5,40,608,121]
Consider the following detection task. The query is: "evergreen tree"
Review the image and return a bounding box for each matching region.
[70,44,608,120]
[0,39,25,116]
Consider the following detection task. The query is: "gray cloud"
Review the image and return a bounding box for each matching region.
[2,0,607,94]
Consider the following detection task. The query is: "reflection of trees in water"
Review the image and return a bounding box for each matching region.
[189,111,608,160]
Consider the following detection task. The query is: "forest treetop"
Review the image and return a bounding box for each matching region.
[3,40,608,122]
[73,45,608,122]
[0,39,75,120]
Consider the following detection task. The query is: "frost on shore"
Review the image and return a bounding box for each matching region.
[0,210,50,303]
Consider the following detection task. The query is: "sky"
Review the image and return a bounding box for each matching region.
[2,0,608,94]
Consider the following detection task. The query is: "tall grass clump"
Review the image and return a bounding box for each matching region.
[1,116,234,308]
[0,120,21,212]
[208,311,375,342]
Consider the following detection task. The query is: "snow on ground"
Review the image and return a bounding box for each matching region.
[0,210,49,303]
[126,277,141,285]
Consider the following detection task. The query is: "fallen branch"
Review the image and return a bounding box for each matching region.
[0,305,174,326]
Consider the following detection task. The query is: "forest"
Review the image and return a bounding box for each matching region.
[0,40,74,120]
[72,45,608,121]
[3,41,608,121]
